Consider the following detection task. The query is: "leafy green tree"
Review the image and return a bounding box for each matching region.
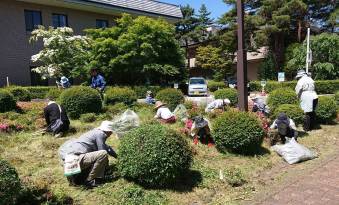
[30,26,90,79]
[86,14,185,85]
[258,52,277,80]
[286,33,339,80]
[195,45,233,81]
[175,5,199,69]
[196,4,214,40]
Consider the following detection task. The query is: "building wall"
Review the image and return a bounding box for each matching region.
[0,0,118,86]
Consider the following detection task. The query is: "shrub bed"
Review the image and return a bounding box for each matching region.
[155,88,184,111]
[213,110,265,154]
[272,104,304,125]
[316,96,337,124]
[214,88,238,106]
[26,87,52,99]
[118,124,193,187]
[79,113,97,123]
[335,91,339,106]
[6,87,31,102]
[267,88,298,111]
[45,88,62,101]
[249,80,339,94]
[208,81,226,92]
[105,87,137,105]
[0,90,17,113]
[59,87,102,119]
[0,159,21,205]
[132,86,163,99]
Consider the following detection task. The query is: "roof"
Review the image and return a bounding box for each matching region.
[85,0,182,18]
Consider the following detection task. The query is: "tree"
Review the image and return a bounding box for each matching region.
[196,4,214,40]
[30,26,90,79]
[195,45,233,80]
[175,5,199,69]
[286,33,339,80]
[86,14,185,85]
[258,52,277,80]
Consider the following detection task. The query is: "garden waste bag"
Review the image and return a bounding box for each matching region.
[111,109,140,138]
[173,104,188,121]
[272,138,316,164]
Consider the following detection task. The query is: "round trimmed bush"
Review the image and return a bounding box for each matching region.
[59,87,102,119]
[267,88,298,111]
[213,110,265,154]
[208,81,226,92]
[214,88,238,106]
[0,90,16,113]
[155,88,184,111]
[316,96,337,124]
[105,87,137,105]
[0,159,21,205]
[45,88,62,100]
[7,87,31,102]
[118,124,193,187]
[272,104,304,125]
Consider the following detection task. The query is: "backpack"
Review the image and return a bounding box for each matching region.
[277,122,290,136]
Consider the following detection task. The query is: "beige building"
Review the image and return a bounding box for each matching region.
[0,0,182,86]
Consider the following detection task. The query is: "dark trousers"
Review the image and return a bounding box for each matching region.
[303,98,318,131]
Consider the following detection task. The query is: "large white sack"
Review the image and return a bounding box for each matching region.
[111,109,140,138]
[272,138,317,164]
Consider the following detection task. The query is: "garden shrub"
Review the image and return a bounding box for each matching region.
[316,96,337,124]
[214,88,238,106]
[208,81,226,92]
[6,87,31,102]
[59,86,102,119]
[45,88,62,100]
[224,167,247,187]
[0,159,21,205]
[132,86,162,99]
[267,88,298,111]
[106,102,129,116]
[79,113,97,123]
[0,90,16,113]
[335,91,339,106]
[155,88,184,111]
[213,110,265,154]
[118,124,193,187]
[26,86,52,99]
[105,87,137,105]
[272,104,304,125]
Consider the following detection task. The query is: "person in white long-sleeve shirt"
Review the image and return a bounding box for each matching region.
[270,113,298,144]
[154,101,176,123]
[295,70,318,131]
[205,99,231,113]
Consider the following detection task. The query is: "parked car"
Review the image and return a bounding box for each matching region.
[188,77,208,96]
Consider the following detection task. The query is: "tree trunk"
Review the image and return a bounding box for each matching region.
[272,33,285,72]
[297,20,302,42]
[185,39,190,69]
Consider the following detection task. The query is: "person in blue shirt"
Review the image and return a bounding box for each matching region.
[145,90,156,104]
[90,68,106,98]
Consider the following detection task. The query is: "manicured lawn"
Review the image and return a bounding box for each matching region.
[1,102,338,204]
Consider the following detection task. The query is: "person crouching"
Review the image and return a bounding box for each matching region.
[44,100,70,137]
[58,121,117,188]
[205,99,231,113]
[269,113,298,145]
[154,101,176,123]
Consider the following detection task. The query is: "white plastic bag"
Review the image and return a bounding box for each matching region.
[173,104,188,121]
[111,109,140,138]
[272,138,317,164]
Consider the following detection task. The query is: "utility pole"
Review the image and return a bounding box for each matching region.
[305,27,311,74]
[236,0,248,111]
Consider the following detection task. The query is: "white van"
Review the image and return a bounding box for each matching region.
[188,77,208,96]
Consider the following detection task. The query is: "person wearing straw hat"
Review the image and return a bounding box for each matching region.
[154,101,176,123]
[205,98,231,113]
[295,70,318,131]
[58,121,117,188]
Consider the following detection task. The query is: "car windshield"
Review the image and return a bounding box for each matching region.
[190,79,205,85]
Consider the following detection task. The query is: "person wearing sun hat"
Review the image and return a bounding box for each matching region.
[270,113,298,144]
[154,101,176,123]
[295,69,318,131]
[250,94,270,116]
[58,121,117,188]
[205,98,231,113]
[56,76,71,89]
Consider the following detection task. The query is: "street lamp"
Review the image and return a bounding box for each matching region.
[236,0,248,111]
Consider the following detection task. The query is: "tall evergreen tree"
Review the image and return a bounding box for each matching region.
[196,4,215,41]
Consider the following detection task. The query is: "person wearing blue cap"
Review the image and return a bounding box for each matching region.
[270,113,298,144]
[295,70,318,131]
[56,76,71,89]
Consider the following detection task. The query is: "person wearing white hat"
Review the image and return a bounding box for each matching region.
[205,98,231,113]
[56,76,71,89]
[58,121,117,188]
[154,101,176,123]
[295,69,318,131]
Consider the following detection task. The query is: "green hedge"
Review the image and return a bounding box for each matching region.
[6,87,31,102]
[249,80,339,94]
[131,86,163,99]
[0,90,17,113]
[316,96,337,124]
[214,88,238,106]
[207,81,226,92]
[105,87,137,105]
[26,87,53,99]
[272,104,304,125]
[267,88,298,112]
[0,159,21,205]
[155,88,185,111]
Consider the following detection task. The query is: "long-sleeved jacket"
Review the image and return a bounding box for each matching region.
[44,102,70,128]
[90,74,106,91]
[295,76,318,112]
[59,129,117,161]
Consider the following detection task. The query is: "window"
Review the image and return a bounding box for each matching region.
[52,14,68,28]
[24,10,42,31]
[96,19,108,28]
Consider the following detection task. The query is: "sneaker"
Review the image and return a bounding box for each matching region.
[84,179,99,189]
[54,132,63,138]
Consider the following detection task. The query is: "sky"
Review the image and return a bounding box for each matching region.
[161,0,232,20]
